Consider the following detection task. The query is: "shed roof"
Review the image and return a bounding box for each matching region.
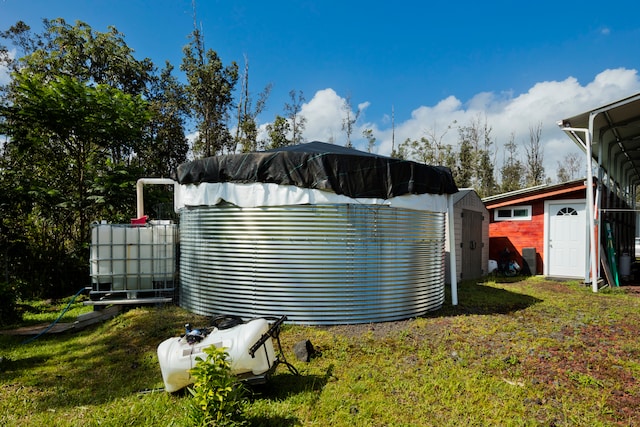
[451,188,486,207]
[482,178,589,210]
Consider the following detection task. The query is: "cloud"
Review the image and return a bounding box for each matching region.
[292,67,640,183]
[299,88,345,143]
[0,49,15,86]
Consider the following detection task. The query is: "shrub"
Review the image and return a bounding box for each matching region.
[0,281,22,326]
[187,345,248,427]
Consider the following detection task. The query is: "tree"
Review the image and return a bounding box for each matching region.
[140,62,189,176]
[477,149,497,197]
[284,89,306,144]
[500,132,525,192]
[362,128,376,153]
[424,122,457,170]
[0,19,155,297]
[234,55,272,153]
[7,73,149,225]
[264,115,291,150]
[556,152,583,183]
[341,95,361,148]
[1,74,150,296]
[525,122,546,187]
[1,19,153,95]
[181,25,238,157]
[454,115,496,196]
[455,135,474,188]
[390,106,398,158]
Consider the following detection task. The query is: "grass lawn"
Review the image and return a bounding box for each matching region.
[1,277,639,426]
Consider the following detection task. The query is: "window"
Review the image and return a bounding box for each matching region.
[557,207,578,216]
[494,205,532,221]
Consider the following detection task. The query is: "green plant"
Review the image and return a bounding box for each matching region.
[0,281,22,326]
[187,345,248,427]
[568,371,604,388]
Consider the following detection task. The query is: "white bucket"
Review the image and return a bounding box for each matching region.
[488,260,498,273]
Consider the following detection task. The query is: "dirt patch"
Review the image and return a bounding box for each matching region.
[622,285,640,296]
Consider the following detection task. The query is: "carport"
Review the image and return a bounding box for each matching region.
[558,92,640,291]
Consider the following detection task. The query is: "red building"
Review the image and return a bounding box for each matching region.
[483,179,591,278]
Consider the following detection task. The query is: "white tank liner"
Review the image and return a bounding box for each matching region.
[176,181,448,212]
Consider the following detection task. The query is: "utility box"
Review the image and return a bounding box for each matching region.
[522,247,537,275]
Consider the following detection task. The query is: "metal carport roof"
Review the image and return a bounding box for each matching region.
[558,92,640,291]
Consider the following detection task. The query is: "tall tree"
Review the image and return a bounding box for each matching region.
[362,128,376,153]
[500,132,525,192]
[264,115,291,150]
[1,19,153,95]
[456,115,496,197]
[477,149,497,197]
[138,62,189,176]
[0,19,154,296]
[234,55,271,153]
[525,122,546,186]
[181,24,238,157]
[455,135,474,188]
[390,106,398,158]
[284,89,306,144]
[341,95,361,148]
[7,72,149,229]
[556,152,583,183]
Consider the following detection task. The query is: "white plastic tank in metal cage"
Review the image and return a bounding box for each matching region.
[89,220,177,301]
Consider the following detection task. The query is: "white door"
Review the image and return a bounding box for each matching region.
[546,202,586,277]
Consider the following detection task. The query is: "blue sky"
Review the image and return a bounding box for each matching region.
[2,0,640,179]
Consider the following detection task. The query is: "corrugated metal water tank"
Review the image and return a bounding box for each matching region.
[179,203,446,325]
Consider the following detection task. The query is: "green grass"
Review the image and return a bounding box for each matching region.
[1,277,639,426]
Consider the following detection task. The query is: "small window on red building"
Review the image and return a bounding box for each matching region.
[494,205,532,221]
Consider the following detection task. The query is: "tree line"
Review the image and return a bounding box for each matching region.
[0,18,583,305]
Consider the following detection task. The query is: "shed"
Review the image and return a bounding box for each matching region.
[171,141,459,325]
[445,189,489,283]
[483,179,592,279]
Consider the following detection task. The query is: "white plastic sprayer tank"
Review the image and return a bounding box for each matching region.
[157,317,276,392]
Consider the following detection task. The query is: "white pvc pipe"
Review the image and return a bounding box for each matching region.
[136,178,178,219]
[448,194,458,305]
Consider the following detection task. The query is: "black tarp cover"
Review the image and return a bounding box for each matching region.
[173,141,458,199]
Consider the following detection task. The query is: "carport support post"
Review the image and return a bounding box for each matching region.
[448,194,458,305]
[561,126,598,292]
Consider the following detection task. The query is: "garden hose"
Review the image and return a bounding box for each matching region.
[21,287,90,345]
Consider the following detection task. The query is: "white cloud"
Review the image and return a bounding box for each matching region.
[0,49,15,86]
[286,67,640,184]
[299,88,345,143]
